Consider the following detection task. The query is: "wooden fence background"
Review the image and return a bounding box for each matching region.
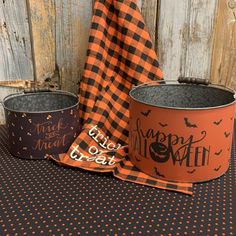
[0,0,236,123]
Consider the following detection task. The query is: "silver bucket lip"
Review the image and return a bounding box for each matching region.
[129,83,236,111]
[2,90,79,114]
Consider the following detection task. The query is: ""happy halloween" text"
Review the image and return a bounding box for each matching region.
[130,118,210,167]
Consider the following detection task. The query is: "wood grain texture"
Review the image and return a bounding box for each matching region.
[184,0,217,79]
[0,0,33,81]
[157,0,217,80]
[26,0,56,82]
[137,0,142,10]
[210,0,236,90]
[56,0,93,93]
[140,0,158,49]
[157,0,189,80]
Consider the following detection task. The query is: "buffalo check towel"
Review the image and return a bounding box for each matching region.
[49,0,193,194]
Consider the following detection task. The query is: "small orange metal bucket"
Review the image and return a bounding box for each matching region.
[129,78,235,182]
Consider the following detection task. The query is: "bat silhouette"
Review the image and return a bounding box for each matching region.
[214,165,222,171]
[184,118,197,128]
[154,167,165,178]
[158,122,168,127]
[214,149,222,156]
[224,132,230,138]
[135,155,141,162]
[141,110,151,117]
[213,119,222,125]
[187,169,196,174]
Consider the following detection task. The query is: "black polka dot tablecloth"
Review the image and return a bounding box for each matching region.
[0,125,235,236]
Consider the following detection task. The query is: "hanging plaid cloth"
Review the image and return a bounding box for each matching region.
[49,0,193,194]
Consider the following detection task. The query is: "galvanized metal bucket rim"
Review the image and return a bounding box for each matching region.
[129,79,236,111]
[2,90,79,114]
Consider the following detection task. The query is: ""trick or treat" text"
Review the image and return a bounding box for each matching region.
[70,125,123,165]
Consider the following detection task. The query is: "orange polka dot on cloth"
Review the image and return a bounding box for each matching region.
[0,124,235,235]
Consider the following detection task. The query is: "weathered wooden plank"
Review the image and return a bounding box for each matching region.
[140,0,158,49]
[157,0,217,81]
[55,0,93,93]
[0,0,34,81]
[157,0,189,80]
[210,0,236,90]
[26,0,56,82]
[0,80,31,88]
[184,0,217,79]
[137,0,142,10]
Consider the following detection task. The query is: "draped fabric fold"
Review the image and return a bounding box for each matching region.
[49,0,193,195]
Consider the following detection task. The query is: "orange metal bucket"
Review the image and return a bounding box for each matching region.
[129,78,235,182]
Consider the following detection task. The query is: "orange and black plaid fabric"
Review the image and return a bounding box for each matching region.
[50,0,193,194]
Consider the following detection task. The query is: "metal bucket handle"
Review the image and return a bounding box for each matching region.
[178,76,209,85]
[133,77,236,99]
[0,87,53,108]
